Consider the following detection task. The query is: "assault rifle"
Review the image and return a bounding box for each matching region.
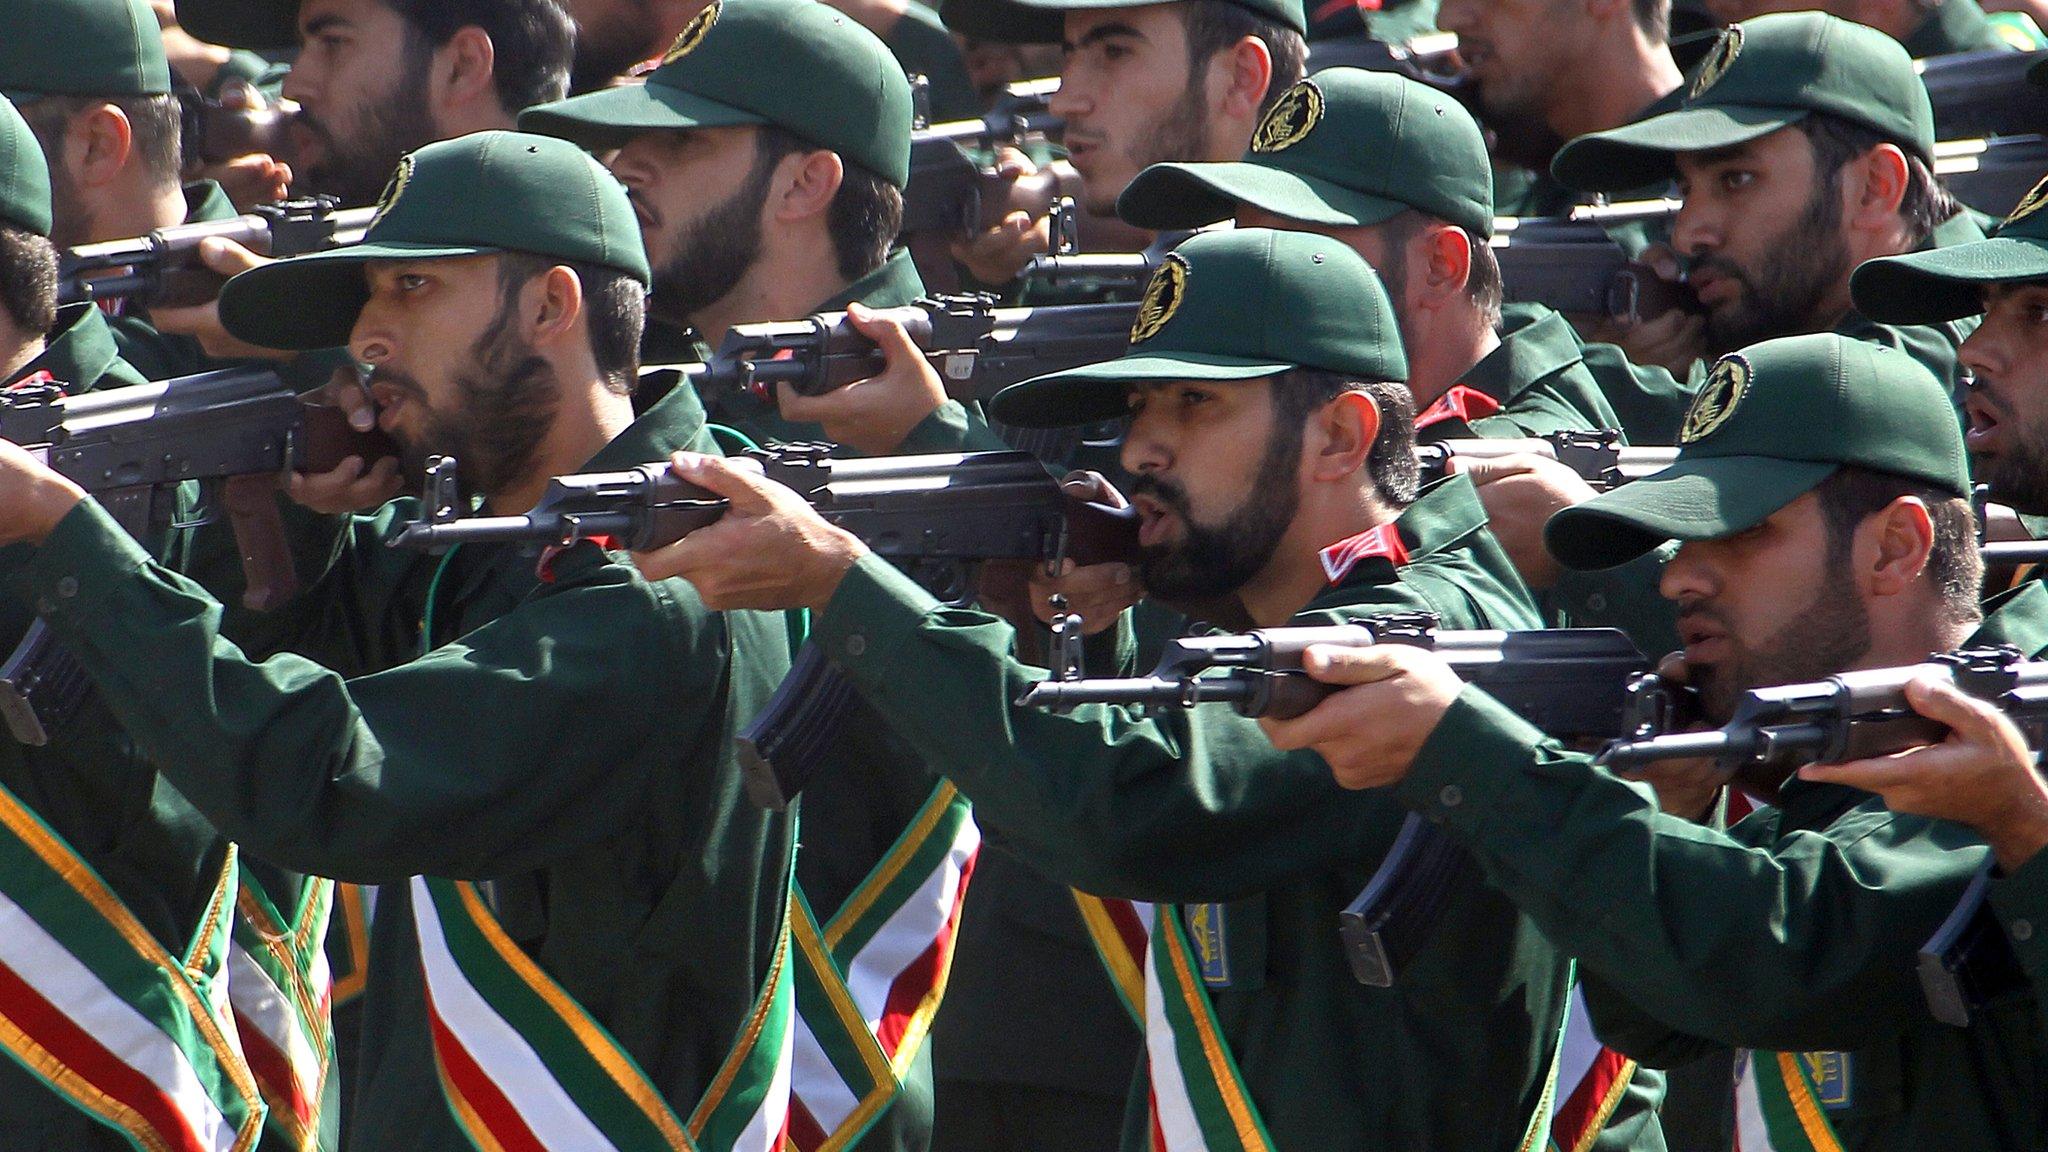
[1019,610,1652,986]
[1490,200,1695,323]
[0,367,396,746]
[392,446,1142,809]
[58,197,375,309]
[1596,646,2048,1026]
[1919,49,2048,144]
[902,79,1063,292]
[1415,430,1676,490]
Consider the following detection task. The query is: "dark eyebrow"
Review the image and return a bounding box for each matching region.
[1063,22,1146,52]
[302,13,352,36]
[1686,142,1754,167]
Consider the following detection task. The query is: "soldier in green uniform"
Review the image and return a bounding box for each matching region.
[1551,12,1985,388]
[636,228,1615,1152]
[521,0,1001,457]
[1264,332,2048,1151]
[1702,0,2022,54]
[0,131,798,1152]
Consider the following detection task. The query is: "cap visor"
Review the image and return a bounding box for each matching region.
[1849,237,2048,324]
[1118,162,1409,231]
[1543,455,1837,570]
[219,241,497,351]
[990,352,1295,427]
[519,85,767,151]
[174,0,300,50]
[1551,104,1806,193]
[943,0,1166,42]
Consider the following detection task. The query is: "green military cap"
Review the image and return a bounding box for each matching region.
[988,227,1405,427]
[1545,333,1968,570]
[171,0,299,52]
[521,0,913,188]
[942,0,1305,46]
[0,96,53,237]
[1551,13,1933,194]
[1849,172,2048,323]
[1117,69,1492,237]
[219,131,650,351]
[0,0,174,103]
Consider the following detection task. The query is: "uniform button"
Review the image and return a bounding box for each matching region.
[2013,918,2035,943]
[1439,784,1463,808]
[55,577,77,599]
[35,597,54,616]
[845,633,867,657]
[1585,593,1607,613]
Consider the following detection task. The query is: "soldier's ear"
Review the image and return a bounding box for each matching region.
[1846,142,1911,232]
[1309,388,1381,483]
[1865,495,1936,599]
[769,149,845,225]
[525,265,586,349]
[430,26,499,118]
[1211,34,1275,126]
[1416,224,1474,307]
[72,103,134,190]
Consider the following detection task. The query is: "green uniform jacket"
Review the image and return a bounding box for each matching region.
[1394,630,2048,1152]
[0,307,225,1150]
[885,3,979,123]
[1830,212,1986,396]
[812,476,1593,1151]
[6,384,798,1152]
[1444,303,1693,445]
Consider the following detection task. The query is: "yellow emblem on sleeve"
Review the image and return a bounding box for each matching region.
[1680,354,1751,444]
[1689,24,1743,100]
[662,1,722,64]
[1130,255,1190,344]
[1251,80,1324,154]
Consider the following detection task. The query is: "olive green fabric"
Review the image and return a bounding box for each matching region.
[811,475,1580,1151]
[1903,0,2012,57]
[1398,684,2046,1151]
[1851,174,2048,324]
[991,228,1406,427]
[1988,842,2048,1035]
[5,382,797,1152]
[521,0,914,187]
[1117,70,1493,238]
[171,0,299,51]
[942,0,1305,46]
[0,95,52,237]
[220,131,651,351]
[888,3,980,123]
[1434,303,1694,445]
[0,0,171,102]
[1546,333,1970,571]
[1551,13,1934,194]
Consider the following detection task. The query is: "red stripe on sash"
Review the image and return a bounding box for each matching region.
[1553,1046,1630,1151]
[424,994,548,1152]
[875,848,979,1056]
[0,960,211,1152]
[233,1007,315,1127]
[787,1094,829,1150]
[1107,901,1148,963]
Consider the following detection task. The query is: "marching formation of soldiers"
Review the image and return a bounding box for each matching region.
[2,0,2048,1149]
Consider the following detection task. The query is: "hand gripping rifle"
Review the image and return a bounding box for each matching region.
[901,79,1064,293]
[0,367,396,745]
[1415,429,1677,490]
[392,445,1142,809]
[1595,645,2048,1026]
[1018,610,1653,986]
[58,196,375,309]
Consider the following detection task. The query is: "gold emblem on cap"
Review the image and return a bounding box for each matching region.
[662,0,721,64]
[368,153,414,230]
[1131,255,1189,344]
[1251,80,1324,154]
[1680,354,1751,444]
[1689,24,1743,100]
[2006,174,2048,230]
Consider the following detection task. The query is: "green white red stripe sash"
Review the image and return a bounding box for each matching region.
[229,870,334,1152]
[0,785,263,1152]
[409,874,796,1152]
[1732,1051,1846,1152]
[1546,984,1636,1152]
[787,781,981,1150]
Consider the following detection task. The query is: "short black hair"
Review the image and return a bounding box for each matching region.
[387,0,574,113]
[0,224,57,339]
[1179,0,1307,116]
[1813,466,1982,627]
[1270,369,1420,507]
[18,92,183,189]
[1797,113,1958,250]
[494,251,647,395]
[754,125,904,282]
[1633,0,1671,43]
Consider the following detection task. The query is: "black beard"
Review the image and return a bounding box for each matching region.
[1132,418,1301,602]
[1697,180,1850,357]
[1972,384,2048,515]
[373,294,560,502]
[649,156,775,323]
[1689,573,1873,725]
[296,54,437,207]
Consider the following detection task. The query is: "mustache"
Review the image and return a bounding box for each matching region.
[291,108,334,146]
[1129,473,1191,519]
[366,366,427,406]
[1676,600,1732,635]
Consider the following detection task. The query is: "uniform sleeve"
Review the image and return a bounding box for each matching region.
[1392,685,1989,1052]
[13,498,728,884]
[814,553,1406,901]
[892,399,1012,455]
[1987,845,2048,1031]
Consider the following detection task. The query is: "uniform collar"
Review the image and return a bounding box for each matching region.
[1973,580,2048,658]
[584,376,715,472]
[183,179,238,224]
[1451,304,1584,412]
[817,248,926,311]
[1312,473,1490,593]
[17,304,140,394]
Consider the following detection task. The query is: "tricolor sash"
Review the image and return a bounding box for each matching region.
[325,883,372,1007]
[0,785,264,1152]
[787,781,981,1150]
[1732,1050,1847,1152]
[229,870,335,1151]
[409,873,796,1152]
[1546,984,1636,1152]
